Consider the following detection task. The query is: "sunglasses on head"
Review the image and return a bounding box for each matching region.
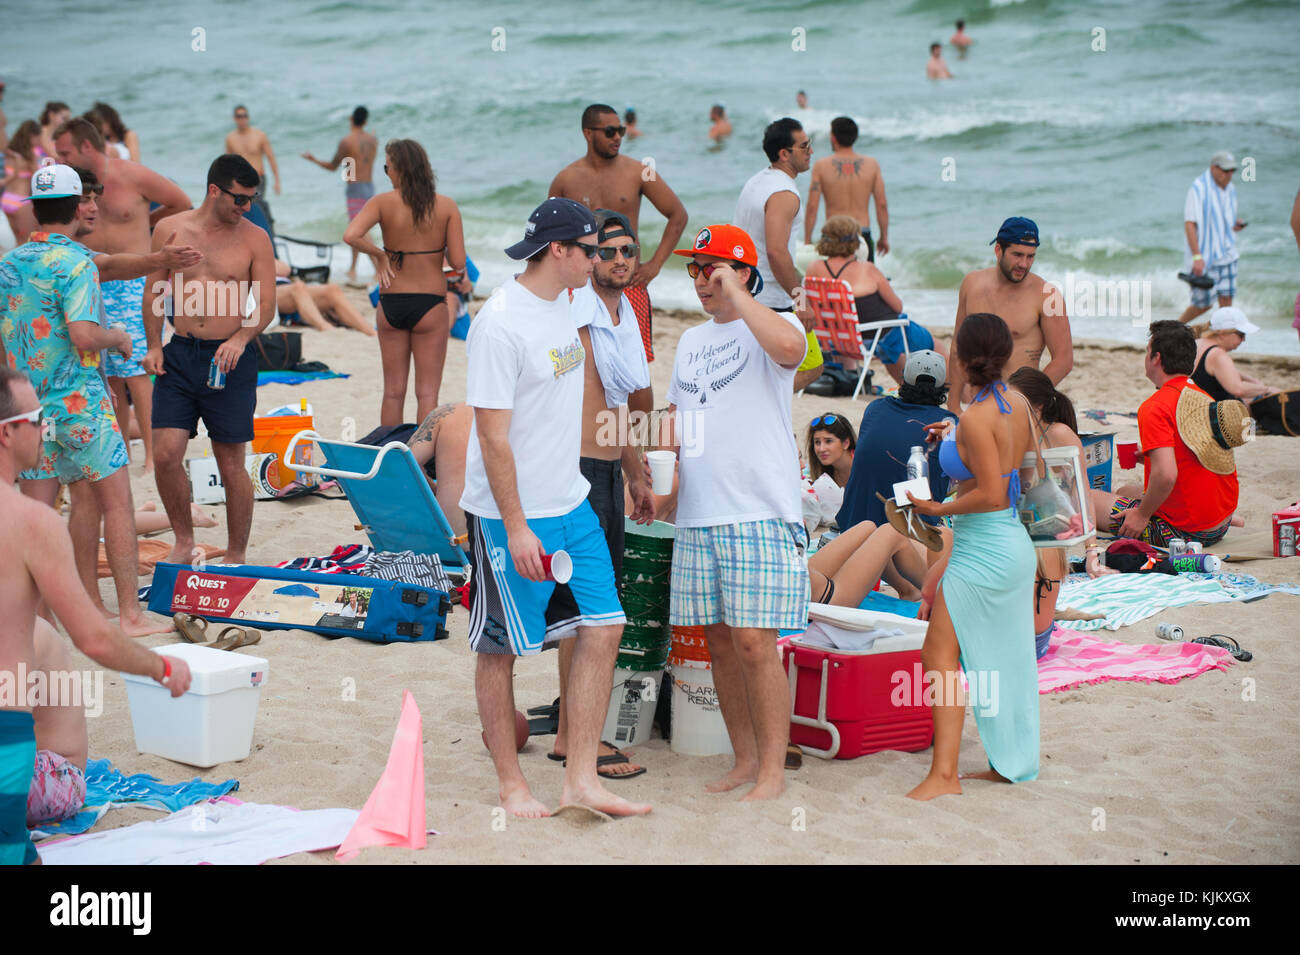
[810,414,839,428]
[595,243,638,262]
[216,184,258,207]
[586,125,627,138]
[0,407,54,440]
[564,240,601,258]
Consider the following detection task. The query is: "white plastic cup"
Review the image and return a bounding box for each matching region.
[646,450,677,495]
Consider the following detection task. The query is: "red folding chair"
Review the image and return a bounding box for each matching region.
[803,276,911,399]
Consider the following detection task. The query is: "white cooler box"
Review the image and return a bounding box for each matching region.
[123,643,269,768]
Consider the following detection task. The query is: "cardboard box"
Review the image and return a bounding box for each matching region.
[187,453,281,504]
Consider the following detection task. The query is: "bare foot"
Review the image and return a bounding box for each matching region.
[119,613,176,638]
[97,604,115,620]
[959,768,1011,783]
[189,503,219,529]
[740,777,785,801]
[906,774,963,800]
[224,552,246,566]
[1230,514,1245,528]
[705,765,757,793]
[560,781,651,817]
[141,501,157,512]
[166,541,196,564]
[896,585,924,603]
[501,786,550,819]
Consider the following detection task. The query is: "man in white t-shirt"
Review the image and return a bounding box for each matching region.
[460,197,651,820]
[663,224,810,801]
[734,118,823,391]
[548,209,656,779]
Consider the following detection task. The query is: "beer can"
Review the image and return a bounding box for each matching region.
[1281,524,1297,557]
[207,356,226,390]
[1156,623,1184,641]
[1186,542,1202,554]
[1167,538,1186,556]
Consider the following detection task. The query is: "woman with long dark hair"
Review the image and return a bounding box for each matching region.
[87,102,139,161]
[2,120,41,241]
[345,139,465,425]
[904,313,1039,800]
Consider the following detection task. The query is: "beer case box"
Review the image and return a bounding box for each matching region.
[123,643,268,768]
[1273,503,1300,557]
[187,453,281,504]
[783,620,934,760]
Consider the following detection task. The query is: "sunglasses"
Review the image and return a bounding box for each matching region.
[216,184,258,207]
[810,415,839,427]
[586,125,627,138]
[595,243,638,262]
[686,261,743,279]
[234,113,249,119]
[790,140,812,152]
[79,184,105,199]
[565,241,601,259]
[0,407,54,440]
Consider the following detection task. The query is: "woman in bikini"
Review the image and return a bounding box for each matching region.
[804,215,944,385]
[904,312,1039,800]
[345,139,465,425]
[2,120,42,242]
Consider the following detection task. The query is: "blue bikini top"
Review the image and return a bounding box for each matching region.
[939,381,1022,507]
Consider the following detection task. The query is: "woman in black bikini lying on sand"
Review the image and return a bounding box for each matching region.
[345,138,466,425]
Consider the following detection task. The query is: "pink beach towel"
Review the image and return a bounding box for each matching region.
[1038,627,1235,694]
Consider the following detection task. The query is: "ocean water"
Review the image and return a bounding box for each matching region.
[4,0,1298,352]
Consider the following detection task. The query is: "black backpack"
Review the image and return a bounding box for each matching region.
[1251,390,1299,437]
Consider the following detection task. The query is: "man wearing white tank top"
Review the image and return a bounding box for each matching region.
[735,118,823,390]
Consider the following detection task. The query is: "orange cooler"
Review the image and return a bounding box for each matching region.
[252,414,315,488]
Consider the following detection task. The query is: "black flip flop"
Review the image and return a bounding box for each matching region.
[1191,634,1253,662]
[553,743,647,779]
[1178,271,1216,290]
[528,698,560,737]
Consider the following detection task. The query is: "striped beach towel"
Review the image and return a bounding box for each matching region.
[1183,169,1238,268]
[1039,627,1233,693]
[1058,571,1300,631]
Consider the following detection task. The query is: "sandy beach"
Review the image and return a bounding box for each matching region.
[65,291,1300,865]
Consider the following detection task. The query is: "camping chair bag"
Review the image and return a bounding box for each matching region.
[149,562,451,643]
[1251,390,1299,437]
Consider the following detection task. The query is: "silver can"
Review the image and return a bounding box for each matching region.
[1281,524,1297,557]
[1186,542,1203,554]
[1156,623,1184,641]
[1167,538,1186,556]
[207,356,226,390]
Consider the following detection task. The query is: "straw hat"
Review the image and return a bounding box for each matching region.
[1175,383,1252,475]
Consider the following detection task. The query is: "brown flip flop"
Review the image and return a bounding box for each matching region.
[174,613,210,643]
[210,626,262,651]
[878,493,944,552]
[786,743,803,770]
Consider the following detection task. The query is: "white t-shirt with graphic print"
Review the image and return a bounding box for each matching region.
[460,277,590,520]
[666,310,805,527]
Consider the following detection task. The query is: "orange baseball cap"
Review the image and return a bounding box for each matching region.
[673,224,758,267]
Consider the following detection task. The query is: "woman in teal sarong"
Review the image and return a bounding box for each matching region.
[904,313,1039,799]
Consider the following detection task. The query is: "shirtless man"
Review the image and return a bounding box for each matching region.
[54,117,192,475]
[25,619,88,830]
[949,216,1073,411]
[142,154,276,566]
[804,116,889,261]
[548,103,689,363]
[709,104,732,143]
[927,43,953,80]
[950,20,973,55]
[0,366,192,865]
[302,106,377,286]
[224,105,281,209]
[551,210,655,779]
[407,401,474,538]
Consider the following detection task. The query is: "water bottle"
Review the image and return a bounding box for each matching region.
[1168,553,1221,574]
[906,445,929,482]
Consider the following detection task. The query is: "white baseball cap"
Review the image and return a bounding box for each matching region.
[1209,306,1260,336]
[1210,150,1238,171]
[904,349,946,386]
[25,164,83,202]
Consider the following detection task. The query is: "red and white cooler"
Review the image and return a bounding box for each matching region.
[783,610,933,760]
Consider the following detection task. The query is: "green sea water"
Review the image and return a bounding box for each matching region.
[4,0,1298,352]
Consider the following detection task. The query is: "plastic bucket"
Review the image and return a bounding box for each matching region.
[252,414,315,488]
[670,625,712,669]
[670,663,732,756]
[602,667,663,746]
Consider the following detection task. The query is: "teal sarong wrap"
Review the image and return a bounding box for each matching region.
[0,711,38,865]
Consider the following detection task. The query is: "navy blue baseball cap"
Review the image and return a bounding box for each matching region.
[505,197,599,260]
[991,216,1039,248]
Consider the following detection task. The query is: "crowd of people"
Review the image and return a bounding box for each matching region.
[0,67,1283,856]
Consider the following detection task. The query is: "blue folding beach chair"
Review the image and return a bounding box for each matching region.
[282,431,471,580]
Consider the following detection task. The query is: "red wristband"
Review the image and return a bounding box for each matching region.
[161,657,172,682]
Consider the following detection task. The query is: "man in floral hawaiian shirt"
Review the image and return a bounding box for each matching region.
[0,164,171,637]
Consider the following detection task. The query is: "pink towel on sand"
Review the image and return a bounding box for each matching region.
[1038,628,1234,693]
[336,690,427,861]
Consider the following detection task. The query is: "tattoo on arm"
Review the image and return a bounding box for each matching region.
[411,403,457,446]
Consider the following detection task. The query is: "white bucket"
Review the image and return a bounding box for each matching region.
[670,662,733,757]
[602,667,662,747]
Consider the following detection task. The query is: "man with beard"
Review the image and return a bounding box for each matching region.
[949,216,1072,410]
[548,104,688,363]
[548,209,655,780]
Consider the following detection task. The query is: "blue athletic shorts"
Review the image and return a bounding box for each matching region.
[466,500,626,656]
[876,320,934,366]
[152,335,258,444]
[0,711,38,866]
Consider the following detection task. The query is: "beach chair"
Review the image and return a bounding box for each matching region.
[282,431,472,581]
[244,200,333,284]
[803,276,912,400]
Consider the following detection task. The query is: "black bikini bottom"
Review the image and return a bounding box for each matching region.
[379,293,446,331]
